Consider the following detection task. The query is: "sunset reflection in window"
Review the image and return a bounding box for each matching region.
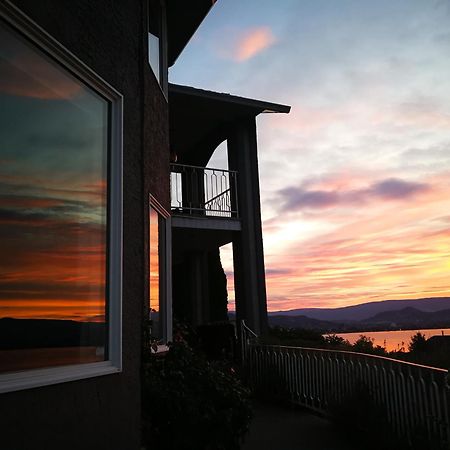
[149,206,160,337]
[0,20,108,372]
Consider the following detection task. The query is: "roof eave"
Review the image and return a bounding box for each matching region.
[167,1,216,67]
[169,83,291,115]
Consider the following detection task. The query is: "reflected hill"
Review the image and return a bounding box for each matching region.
[0,317,105,349]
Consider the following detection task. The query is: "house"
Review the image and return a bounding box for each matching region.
[0,1,289,449]
[168,84,289,337]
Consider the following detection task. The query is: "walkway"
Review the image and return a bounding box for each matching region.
[242,402,357,450]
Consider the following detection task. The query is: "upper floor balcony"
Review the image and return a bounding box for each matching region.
[171,163,239,219]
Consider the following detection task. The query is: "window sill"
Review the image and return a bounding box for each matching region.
[0,361,121,394]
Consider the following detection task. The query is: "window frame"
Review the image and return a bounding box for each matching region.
[0,1,123,394]
[148,0,168,99]
[149,195,172,343]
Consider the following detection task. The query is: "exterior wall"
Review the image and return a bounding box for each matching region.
[143,0,171,332]
[0,1,170,448]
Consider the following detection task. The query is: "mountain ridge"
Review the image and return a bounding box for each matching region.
[268,297,450,322]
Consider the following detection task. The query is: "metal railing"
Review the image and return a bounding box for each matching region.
[170,163,239,218]
[241,323,450,448]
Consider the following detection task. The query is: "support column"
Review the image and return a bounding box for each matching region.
[189,251,210,325]
[228,117,269,335]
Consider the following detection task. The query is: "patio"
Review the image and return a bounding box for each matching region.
[243,401,357,450]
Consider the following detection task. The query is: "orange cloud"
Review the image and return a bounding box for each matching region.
[235,27,276,61]
[216,26,276,62]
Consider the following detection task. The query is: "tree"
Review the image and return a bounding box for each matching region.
[408,331,427,354]
[353,335,375,353]
[324,334,350,348]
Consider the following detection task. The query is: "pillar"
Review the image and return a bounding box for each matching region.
[227,117,269,335]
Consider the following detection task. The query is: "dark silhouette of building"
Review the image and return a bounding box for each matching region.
[0,1,289,448]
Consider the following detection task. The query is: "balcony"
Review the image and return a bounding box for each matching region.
[170,163,239,218]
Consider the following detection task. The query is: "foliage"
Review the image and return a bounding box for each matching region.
[353,335,387,356]
[408,331,427,353]
[142,329,252,450]
[323,333,351,349]
[265,326,326,347]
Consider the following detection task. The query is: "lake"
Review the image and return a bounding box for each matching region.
[335,328,450,352]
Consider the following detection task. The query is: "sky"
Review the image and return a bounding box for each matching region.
[170,0,450,311]
[0,23,107,322]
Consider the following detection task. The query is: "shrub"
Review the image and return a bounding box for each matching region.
[408,331,427,354]
[142,334,252,450]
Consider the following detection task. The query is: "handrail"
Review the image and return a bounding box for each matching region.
[254,343,449,372]
[204,188,231,206]
[241,320,258,339]
[171,162,237,175]
[240,320,258,363]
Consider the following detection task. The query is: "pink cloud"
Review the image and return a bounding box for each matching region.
[216,27,276,62]
[235,27,276,61]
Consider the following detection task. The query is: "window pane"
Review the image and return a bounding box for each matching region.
[148,1,162,84]
[148,33,160,83]
[0,21,108,373]
[149,207,160,337]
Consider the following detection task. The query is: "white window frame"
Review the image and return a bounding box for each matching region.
[149,195,172,343]
[0,1,123,394]
[148,0,168,99]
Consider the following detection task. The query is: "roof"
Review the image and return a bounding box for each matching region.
[167,1,216,67]
[170,84,291,114]
[169,83,291,165]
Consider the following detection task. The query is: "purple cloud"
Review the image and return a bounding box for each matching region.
[370,178,429,199]
[277,187,339,210]
[265,268,293,277]
[277,177,430,212]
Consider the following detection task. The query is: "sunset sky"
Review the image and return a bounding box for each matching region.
[171,0,450,311]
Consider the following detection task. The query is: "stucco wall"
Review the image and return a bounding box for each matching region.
[0,1,170,448]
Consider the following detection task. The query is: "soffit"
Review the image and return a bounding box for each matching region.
[167,0,215,67]
[169,83,290,165]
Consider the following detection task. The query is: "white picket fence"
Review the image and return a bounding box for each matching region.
[241,322,450,448]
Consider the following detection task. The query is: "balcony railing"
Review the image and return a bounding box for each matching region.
[241,322,450,449]
[170,163,239,218]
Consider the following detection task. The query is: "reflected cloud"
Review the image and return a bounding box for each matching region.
[0,59,82,100]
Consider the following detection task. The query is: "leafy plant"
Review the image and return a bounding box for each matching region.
[408,331,427,353]
[353,335,387,356]
[142,329,252,450]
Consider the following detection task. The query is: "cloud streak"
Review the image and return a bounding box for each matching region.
[277,177,430,212]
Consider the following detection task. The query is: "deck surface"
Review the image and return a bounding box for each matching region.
[242,401,358,450]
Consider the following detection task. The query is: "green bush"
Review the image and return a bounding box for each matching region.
[142,334,252,450]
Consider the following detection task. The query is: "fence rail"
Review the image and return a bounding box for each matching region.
[241,323,450,448]
[170,163,238,218]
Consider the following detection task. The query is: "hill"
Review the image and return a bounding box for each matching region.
[0,318,105,349]
[362,307,450,328]
[268,297,450,322]
[268,315,340,331]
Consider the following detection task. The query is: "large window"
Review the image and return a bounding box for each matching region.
[0,4,122,392]
[149,196,171,343]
